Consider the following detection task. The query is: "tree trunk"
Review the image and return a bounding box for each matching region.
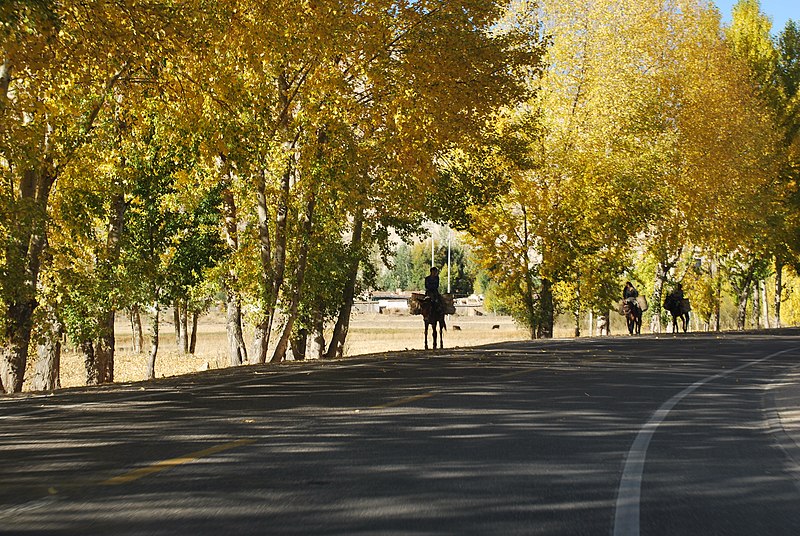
[774,259,783,328]
[518,208,538,340]
[650,261,668,334]
[266,162,293,363]
[537,278,554,339]
[95,190,124,383]
[189,310,199,354]
[736,289,750,330]
[271,188,316,363]
[752,281,761,328]
[756,279,768,328]
[225,293,248,366]
[148,306,160,381]
[325,208,364,359]
[522,269,537,339]
[291,328,307,361]
[253,73,295,364]
[80,334,100,385]
[82,339,98,386]
[179,301,188,354]
[307,308,325,360]
[1,301,36,393]
[130,305,143,353]
[95,310,115,383]
[733,263,755,331]
[173,303,181,350]
[1,165,53,393]
[30,306,62,392]
[252,320,270,365]
[273,73,292,295]
[221,183,248,366]
[252,171,275,365]
[734,275,752,331]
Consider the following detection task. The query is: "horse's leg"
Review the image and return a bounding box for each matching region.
[683,313,689,333]
[438,321,444,349]
[424,321,429,349]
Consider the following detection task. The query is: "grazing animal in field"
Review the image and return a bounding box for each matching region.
[622,298,642,335]
[664,293,690,333]
[492,324,500,330]
[453,325,461,331]
[420,298,447,349]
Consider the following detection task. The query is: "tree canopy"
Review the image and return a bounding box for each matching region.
[2,0,800,393]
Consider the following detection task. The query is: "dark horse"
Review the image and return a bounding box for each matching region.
[420,298,447,349]
[664,294,690,333]
[623,298,642,335]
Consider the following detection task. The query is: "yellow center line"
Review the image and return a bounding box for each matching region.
[371,392,436,409]
[102,438,255,486]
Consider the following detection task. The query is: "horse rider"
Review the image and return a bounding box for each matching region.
[623,281,639,299]
[425,266,442,312]
[623,281,639,311]
[671,283,684,301]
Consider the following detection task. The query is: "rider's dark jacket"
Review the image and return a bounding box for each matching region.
[623,285,638,299]
[425,274,440,297]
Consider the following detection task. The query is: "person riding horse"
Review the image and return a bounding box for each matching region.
[664,283,690,332]
[622,281,642,334]
[623,281,640,308]
[671,283,684,302]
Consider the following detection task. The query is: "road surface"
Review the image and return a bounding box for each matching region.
[2,330,800,535]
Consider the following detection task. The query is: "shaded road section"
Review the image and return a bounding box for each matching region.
[2,331,800,535]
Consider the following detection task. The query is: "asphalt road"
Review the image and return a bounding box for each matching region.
[2,330,800,535]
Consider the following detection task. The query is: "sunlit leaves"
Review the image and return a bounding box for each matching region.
[464,0,785,333]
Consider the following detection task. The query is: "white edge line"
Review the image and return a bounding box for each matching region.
[612,347,800,536]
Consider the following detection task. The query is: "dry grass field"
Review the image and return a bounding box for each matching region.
[50,311,534,390]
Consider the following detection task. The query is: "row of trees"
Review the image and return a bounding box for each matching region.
[1,0,546,393]
[3,0,798,394]
[460,0,800,338]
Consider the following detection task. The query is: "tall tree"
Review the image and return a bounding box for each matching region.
[773,21,800,326]
[466,0,782,336]
[725,1,789,329]
[0,0,205,392]
[180,0,545,362]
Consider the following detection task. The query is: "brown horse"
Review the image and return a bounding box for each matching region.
[623,299,642,335]
[664,294,690,333]
[420,298,447,349]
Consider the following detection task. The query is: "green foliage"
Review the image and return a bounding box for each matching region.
[126,159,224,306]
[376,233,476,296]
[777,21,800,101]
[727,0,780,100]
[376,243,415,292]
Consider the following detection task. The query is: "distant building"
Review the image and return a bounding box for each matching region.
[353,291,413,314]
